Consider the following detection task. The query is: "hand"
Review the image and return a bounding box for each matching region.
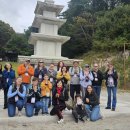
[56,93,59,98]
[86,98,89,103]
[63,72,66,76]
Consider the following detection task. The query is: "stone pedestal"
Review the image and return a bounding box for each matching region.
[18,0,83,66]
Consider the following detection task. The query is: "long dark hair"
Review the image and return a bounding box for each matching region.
[57,61,65,71]
[4,63,12,70]
[56,79,64,88]
[61,66,68,73]
[86,85,96,95]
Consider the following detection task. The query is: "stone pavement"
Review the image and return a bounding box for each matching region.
[0,89,130,130]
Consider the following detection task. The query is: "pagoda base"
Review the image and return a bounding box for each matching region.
[18,55,83,67]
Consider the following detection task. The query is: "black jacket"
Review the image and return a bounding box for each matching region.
[52,87,68,106]
[27,89,41,103]
[83,92,99,107]
[92,70,103,86]
[104,69,118,87]
[0,70,3,89]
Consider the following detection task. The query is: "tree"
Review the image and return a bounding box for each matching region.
[0,20,15,54]
[6,33,33,56]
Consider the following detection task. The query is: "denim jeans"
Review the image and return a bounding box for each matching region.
[107,86,117,109]
[93,86,101,99]
[85,104,101,121]
[8,100,24,117]
[23,83,31,105]
[42,97,50,113]
[25,101,43,117]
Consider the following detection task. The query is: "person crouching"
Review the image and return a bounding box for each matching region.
[7,76,26,117]
[50,79,68,124]
[26,77,43,117]
[72,94,86,123]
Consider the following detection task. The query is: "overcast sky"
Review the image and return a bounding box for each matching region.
[0,0,70,33]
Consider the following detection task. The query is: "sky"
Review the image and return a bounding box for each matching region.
[0,0,70,33]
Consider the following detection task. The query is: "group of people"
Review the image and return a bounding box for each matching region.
[0,59,118,124]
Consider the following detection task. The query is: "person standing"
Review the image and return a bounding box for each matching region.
[47,63,57,92]
[17,59,34,93]
[57,61,65,72]
[0,64,3,90]
[41,75,52,115]
[92,63,103,99]
[105,62,118,111]
[34,60,47,86]
[69,61,82,101]
[80,64,94,99]
[7,76,26,117]
[3,63,15,109]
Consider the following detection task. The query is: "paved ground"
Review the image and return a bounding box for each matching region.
[0,89,130,130]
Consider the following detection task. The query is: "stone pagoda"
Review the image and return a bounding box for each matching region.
[18,0,83,66]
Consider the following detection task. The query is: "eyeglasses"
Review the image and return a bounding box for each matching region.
[94,66,98,67]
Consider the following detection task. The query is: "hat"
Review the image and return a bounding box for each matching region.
[38,60,44,63]
[84,64,90,68]
[25,59,30,62]
[73,60,79,64]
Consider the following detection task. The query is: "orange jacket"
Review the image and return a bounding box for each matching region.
[17,64,34,84]
[41,80,52,97]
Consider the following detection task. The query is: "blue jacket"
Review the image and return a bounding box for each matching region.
[34,67,47,82]
[2,69,15,88]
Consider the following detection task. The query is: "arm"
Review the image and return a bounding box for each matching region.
[27,66,34,76]
[56,72,63,80]
[48,82,52,89]
[9,70,15,79]
[7,85,17,98]
[88,72,94,81]
[34,68,39,77]
[69,67,74,76]
[80,71,85,81]
[17,65,26,75]
[17,86,26,99]
[63,72,71,81]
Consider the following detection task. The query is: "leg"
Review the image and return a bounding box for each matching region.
[50,107,56,116]
[96,86,101,100]
[45,98,49,113]
[70,84,75,100]
[90,105,101,121]
[16,100,24,111]
[107,87,112,108]
[81,87,86,99]
[72,109,78,123]
[35,101,43,114]
[42,98,45,114]
[25,103,34,117]
[75,84,81,95]
[4,88,8,108]
[112,87,117,109]
[8,103,16,117]
[85,104,92,118]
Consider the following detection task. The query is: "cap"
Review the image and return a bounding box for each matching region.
[84,64,90,68]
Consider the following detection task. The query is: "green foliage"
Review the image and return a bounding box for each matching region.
[6,33,33,56]
[0,20,15,53]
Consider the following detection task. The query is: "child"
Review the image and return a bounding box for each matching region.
[41,74,52,114]
[72,94,86,123]
[26,77,43,117]
[50,80,68,124]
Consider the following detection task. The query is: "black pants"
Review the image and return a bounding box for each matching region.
[4,87,9,108]
[50,104,66,119]
[72,106,86,120]
[70,84,81,100]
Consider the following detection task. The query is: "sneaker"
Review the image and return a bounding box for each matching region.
[75,118,78,123]
[18,111,22,116]
[3,106,7,109]
[57,119,64,124]
[105,107,111,109]
[112,108,115,111]
[79,118,85,122]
